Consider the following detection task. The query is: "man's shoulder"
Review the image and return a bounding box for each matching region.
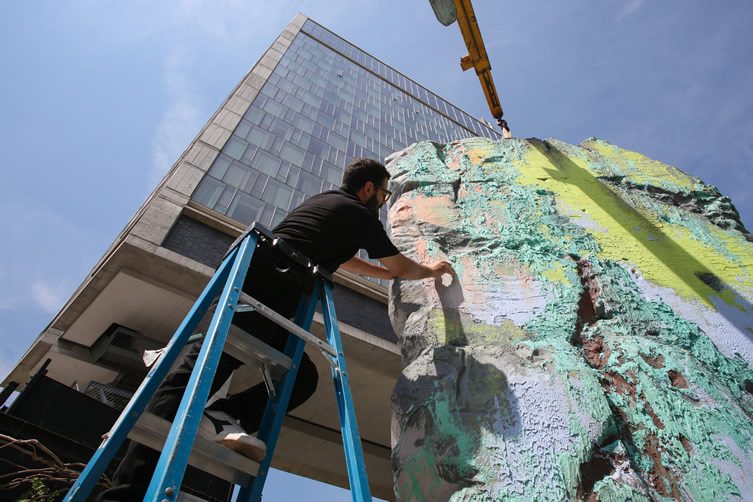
[314,189,355,200]
[305,189,362,208]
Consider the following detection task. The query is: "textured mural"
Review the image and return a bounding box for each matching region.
[385,137,753,500]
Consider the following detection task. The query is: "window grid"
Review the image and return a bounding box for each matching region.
[191,22,502,283]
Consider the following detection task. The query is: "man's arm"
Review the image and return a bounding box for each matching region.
[378,253,454,280]
[339,256,395,279]
[339,254,455,281]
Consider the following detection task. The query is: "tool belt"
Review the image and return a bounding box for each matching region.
[224,222,332,287]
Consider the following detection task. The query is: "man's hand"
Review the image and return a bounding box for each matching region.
[428,260,454,279]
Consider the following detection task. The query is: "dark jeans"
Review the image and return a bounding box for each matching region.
[98,246,319,501]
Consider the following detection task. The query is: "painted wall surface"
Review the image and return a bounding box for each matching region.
[385,137,753,501]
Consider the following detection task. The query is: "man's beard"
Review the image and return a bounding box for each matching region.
[366,193,380,217]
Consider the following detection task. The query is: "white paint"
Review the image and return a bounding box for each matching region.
[468,348,606,499]
[631,266,753,369]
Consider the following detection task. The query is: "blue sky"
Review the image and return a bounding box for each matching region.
[1,1,752,499]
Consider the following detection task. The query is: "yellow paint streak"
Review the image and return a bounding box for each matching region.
[584,139,700,191]
[515,140,753,311]
[465,145,494,166]
[543,262,571,286]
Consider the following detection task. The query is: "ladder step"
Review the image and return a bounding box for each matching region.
[225,330,292,373]
[128,412,259,485]
[142,331,292,376]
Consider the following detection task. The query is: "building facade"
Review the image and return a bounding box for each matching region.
[1,13,500,500]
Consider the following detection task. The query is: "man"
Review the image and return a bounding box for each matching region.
[99,157,453,500]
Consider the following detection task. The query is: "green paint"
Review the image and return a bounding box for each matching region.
[592,478,651,502]
[389,137,753,500]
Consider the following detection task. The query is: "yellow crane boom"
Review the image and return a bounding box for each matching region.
[429,0,511,138]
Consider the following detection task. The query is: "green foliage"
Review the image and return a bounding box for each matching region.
[16,477,65,502]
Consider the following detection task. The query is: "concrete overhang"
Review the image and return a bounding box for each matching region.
[3,232,400,498]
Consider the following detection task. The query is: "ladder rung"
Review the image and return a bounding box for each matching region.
[238,292,337,358]
[128,412,259,485]
[225,330,292,373]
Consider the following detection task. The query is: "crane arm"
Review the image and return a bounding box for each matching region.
[430,0,511,138]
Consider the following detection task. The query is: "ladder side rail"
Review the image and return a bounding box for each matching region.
[238,282,322,502]
[144,233,259,502]
[321,280,372,502]
[63,246,241,502]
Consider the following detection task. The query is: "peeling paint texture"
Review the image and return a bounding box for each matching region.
[385,138,753,501]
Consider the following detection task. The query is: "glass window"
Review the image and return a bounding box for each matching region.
[192,176,225,208]
[321,160,341,186]
[261,205,276,227]
[262,99,284,118]
[224,137,248,161]
[244,105,265,125]
[280,142,305,167]
[328,131,347,152]
[293,114,315,134]
[228,192,264,225]
[289,190,305,211]
[240,144,257,165]
[277,78,295,94]
[316,112,334,129]
[252,174,268,196]
[271,209,287,228]
[300,91,321,108]
[350,129,366,147]
[293,73,312,90]
[234,119,252,139]
[302,151,317,174]
[260,83,278,99]
[247,126,274,149]
[270,137,284,156]
[277,161,291,182]
[282,93,304,113]
[251,151,281,177]
[216,185,236,213]
[286,166,300,187]
[262,178,294,210]
[241,170,260,192]
[296,171,323,196]
[260,112,273,129]
[306,136,328,157]
[223,161,249,188]
[269,118,293,141]
[207,154,232,180]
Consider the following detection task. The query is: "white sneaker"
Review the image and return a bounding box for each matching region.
[199,410,267,462]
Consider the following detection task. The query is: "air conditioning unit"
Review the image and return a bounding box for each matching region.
[82,380,133,411]
[89,323,162,373]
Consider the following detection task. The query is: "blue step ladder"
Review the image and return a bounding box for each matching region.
[65,223,372,502]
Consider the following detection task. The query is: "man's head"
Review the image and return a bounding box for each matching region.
[341,157,392,215]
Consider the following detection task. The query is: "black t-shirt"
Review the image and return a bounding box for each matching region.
[272,189,399,273]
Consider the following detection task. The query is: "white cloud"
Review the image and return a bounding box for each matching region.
[170,0,286,44]
[618,0,645,20]
[0,201,98,317]
[149,47,203,188]
[30,281,66,314]
[144,0,320,189]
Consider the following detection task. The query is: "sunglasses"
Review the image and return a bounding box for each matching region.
[377,186,392,201]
